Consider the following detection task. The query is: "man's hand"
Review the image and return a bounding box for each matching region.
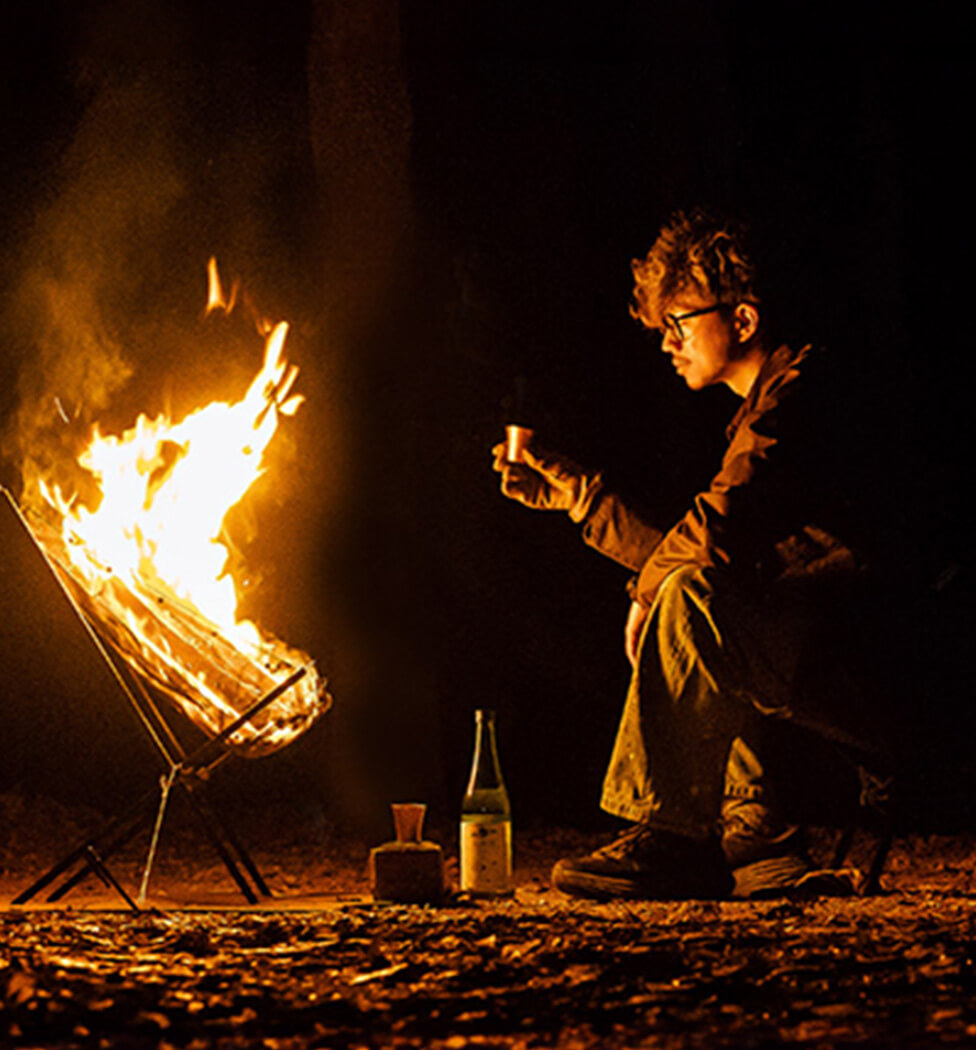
[624,599,650,668]
[491,443,603,522]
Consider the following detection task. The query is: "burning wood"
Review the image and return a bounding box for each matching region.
[29,513,323,755]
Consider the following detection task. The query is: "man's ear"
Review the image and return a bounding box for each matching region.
[732,302,761,344]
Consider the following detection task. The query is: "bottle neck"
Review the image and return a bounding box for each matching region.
[465,710,507,796]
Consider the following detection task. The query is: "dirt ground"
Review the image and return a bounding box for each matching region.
[3,792,976,1048]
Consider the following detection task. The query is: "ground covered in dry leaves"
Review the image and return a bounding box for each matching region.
[3,793,976,1048]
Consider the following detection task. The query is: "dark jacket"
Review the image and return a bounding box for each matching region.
[579,344,872,606]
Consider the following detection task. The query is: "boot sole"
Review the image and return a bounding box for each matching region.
[551,859,732,901]
[732,855,860,900]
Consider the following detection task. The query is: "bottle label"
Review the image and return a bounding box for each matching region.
[460,820,512,895]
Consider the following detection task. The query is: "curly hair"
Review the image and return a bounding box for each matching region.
[630,209,761,330]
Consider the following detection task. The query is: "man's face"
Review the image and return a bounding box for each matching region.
[659,295,739,391]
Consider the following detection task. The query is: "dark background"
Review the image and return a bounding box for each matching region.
[0,1,969,839]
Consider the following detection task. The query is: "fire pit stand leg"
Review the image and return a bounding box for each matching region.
[179,781,267,903]
[214,817,272,898]
[14,766,272,907]
[18,775,273,907]
[12,793,157,905]
[84,846,140,911]
[13,669,308,907]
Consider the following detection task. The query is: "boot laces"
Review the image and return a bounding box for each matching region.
[595,822,661,862]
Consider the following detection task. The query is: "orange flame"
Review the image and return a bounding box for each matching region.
[36,260,328,753]
[205,255,238,315]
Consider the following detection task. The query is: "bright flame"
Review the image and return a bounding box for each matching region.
[55,322,300,649]
[206,255,238,315]
[35,261,328,754]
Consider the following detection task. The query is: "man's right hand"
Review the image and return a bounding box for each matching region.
[491,443,603,522]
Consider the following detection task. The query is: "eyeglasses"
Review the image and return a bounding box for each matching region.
[661,304,725,341]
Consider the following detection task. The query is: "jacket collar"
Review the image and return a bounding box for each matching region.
[726,343,812,439]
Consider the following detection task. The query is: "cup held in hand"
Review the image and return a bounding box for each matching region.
[505,425,535,464]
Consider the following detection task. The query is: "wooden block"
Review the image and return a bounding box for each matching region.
[369,840,444,904]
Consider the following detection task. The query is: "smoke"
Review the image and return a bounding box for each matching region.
[1,0,318,515]
[1,2,193,509]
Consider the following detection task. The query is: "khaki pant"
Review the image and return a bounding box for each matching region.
[600,565,900,838]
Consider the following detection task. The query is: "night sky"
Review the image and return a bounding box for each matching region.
[0,1,970,838]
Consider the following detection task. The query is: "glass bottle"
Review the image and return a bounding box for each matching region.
[460,709,512,896]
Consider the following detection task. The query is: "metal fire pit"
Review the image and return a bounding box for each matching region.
[1,487,333,908]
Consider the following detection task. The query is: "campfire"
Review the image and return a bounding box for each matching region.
[19,259,330,757]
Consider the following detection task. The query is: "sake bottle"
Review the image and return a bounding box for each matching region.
[460,709,513,896]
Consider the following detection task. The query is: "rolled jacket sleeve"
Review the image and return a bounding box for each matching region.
[580,487,664,572]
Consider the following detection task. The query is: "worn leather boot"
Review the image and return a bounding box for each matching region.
[722,796,858,899]
[551,822,733,901]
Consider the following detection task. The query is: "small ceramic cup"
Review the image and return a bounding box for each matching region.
[391,802,426,844]
[505,424,535,464]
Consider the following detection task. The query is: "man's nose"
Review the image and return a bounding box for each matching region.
[661,327,681,354]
